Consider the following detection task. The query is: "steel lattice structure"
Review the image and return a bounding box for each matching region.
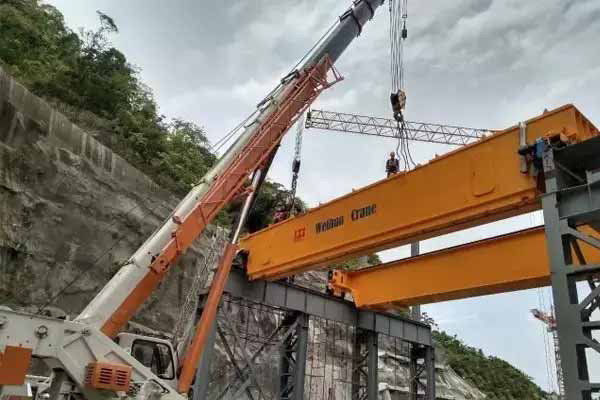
[305,109,495,146]
[189,268,435,400]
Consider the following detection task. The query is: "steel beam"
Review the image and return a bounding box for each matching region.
[329,225,600,308]
[214,318,297,400]
[215,324,256,400]
[217,270,435,399]
[224,267,432,346]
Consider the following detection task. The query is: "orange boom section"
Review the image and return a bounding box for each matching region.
[329,227,600,309]
[240,105,599,280]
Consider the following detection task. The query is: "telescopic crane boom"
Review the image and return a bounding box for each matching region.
[77,0,385,338]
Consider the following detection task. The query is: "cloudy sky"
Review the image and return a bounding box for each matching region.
[46,0,600,391]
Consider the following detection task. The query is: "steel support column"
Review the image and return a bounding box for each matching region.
[352,329,378,400]
[409,350,418,400]
[424,346,436,400]
[542,136,600,400]
[409,242,423,400]
[408,345,436,400]
[410,242,421,322]
[279,312,309,400]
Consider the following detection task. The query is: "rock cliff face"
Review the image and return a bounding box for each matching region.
[0,65,484,400]
[0,64,212,328]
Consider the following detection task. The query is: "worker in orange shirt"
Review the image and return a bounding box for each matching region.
[273,207,289,224]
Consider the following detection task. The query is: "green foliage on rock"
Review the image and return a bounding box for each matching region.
[0,0,215,194]
[433,331,547,399]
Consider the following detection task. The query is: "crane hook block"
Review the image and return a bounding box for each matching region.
[390,90,406,122]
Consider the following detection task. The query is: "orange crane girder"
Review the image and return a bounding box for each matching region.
[329,227,600,308]
[240,104,599,280]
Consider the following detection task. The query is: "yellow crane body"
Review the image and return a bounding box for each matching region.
[328,226,600,309]
[240,104,599,281]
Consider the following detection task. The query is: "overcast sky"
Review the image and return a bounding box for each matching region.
[46,0,600,391]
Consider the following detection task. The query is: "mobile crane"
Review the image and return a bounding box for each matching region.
[0,1,385,400]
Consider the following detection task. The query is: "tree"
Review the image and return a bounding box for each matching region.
[158,119,216,191]
[433,330,547,399]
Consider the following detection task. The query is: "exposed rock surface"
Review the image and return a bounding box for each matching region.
[0,64,212,328]
[0,65,484,400]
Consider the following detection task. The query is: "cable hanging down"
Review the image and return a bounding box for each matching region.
[389,0,414,170]
[288,114,305,216]
[389,0,407,123]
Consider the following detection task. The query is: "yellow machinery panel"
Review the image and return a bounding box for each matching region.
[240,104,599,280]
[329,227,600,308]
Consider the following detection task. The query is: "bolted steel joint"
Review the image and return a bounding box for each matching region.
[35,324,49,338]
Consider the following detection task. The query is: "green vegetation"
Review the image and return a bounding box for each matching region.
[433,331,547,399]
[0,0,215,194]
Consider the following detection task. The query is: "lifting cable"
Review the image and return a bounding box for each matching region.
[389,0,415,171]
[288,114,305,216]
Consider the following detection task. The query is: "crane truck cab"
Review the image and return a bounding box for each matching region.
[116,333,178,390]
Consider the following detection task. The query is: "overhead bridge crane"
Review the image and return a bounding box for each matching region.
[299,107,600,308]
[240,104,600,399]
[240,104,598,280]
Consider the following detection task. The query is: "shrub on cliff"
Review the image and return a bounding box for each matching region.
[433,330,548,399]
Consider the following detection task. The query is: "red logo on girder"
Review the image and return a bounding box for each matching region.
[294,227,306,241]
